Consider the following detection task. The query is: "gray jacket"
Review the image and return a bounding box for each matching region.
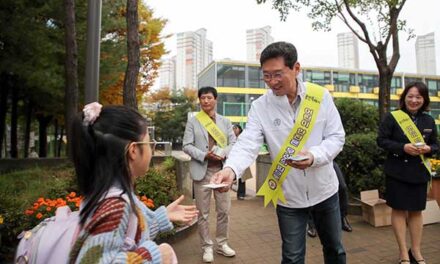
[183,114,236,181]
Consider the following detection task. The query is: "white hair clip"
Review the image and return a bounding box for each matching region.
[83,102,103,126]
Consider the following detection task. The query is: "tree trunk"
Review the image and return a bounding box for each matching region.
[378,68,392,122]
[23,99,33,158]
[36,114,52,157]
[0,73,10,158]
[64,0,79,158]
[10,85,18,158]
[123,0,140,109]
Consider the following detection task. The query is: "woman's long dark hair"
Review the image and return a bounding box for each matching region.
[70,105,147,225]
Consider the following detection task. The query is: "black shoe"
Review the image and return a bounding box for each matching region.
[341,216,352,232]
[408,249,426,264]
[307,225,317,238]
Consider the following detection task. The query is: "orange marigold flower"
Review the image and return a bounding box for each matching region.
[46,207,52,212]
[37,197,44,203]
[69,192,76,198]
[25,210,34,215]
[33,204,39,210]
[147,199,154,204]
[36,213,43,219]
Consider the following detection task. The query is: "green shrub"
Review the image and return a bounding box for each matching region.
[0,159,179,261]
[336,132,387,196]
[335,98,379,135]
[135,157,178,207]
[0,165,76,262]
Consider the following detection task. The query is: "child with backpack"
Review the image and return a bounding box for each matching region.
[15,103,198,264]
[69,103,199,263]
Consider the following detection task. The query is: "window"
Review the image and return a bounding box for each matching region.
[333,72,356,92]
[248,66,265,88]
[304,70,331,86]
[426,79,440,96]
[217,64,245,87]
[358,74,378,93]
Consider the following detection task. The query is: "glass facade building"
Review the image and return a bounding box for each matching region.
[198,60,440,126]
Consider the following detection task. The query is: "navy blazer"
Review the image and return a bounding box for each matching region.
[377,111,439,183]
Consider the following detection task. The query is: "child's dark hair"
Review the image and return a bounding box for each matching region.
[233,124,243,135]
[70,105,148,225]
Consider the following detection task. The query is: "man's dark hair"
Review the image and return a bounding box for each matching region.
[260,41,298,69]
[198,86,218,99]
[399,81,430,113]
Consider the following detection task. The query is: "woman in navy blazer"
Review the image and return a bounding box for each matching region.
[377,82,438,264]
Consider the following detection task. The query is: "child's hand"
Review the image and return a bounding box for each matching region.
[158,243,178,264]
[166,195,198,225]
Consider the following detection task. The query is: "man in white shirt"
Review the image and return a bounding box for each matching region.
[212,41,346,264]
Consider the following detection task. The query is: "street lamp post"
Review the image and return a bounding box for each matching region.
[84,0,102,103]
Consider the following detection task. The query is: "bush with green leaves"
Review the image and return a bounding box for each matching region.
[135,157,178,208]
[0,165,76,262]
[333,98,387,196]
[336,133,386,196]
[335,98,379,135]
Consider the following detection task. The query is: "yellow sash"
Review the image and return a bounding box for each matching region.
[257,83,325,207]
[390,110,431,174]
[196,111,227,148]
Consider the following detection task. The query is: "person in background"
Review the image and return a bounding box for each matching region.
[182,87,237,263]
[28,147,39,158]
[232,124,253,200]
[377,82,438,264]
[69,103,198,264]
[212,41,346,264]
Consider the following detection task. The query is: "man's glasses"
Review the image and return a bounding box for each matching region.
[262,71,286,82]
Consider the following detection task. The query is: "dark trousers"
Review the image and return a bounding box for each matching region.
[237,179,246,198]
[277,193,346,264]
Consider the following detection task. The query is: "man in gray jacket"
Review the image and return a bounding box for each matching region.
[182,86,236,263]
[212,42,346,264]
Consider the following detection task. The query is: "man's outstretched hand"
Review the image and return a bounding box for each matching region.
[211,167,236,193]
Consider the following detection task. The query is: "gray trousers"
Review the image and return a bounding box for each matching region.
[193,166,231,249]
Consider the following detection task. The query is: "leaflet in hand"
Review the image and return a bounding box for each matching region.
[203,183,229,189]
[211,145,226,158]
[287,155,309,162]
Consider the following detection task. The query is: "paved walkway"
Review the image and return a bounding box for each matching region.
[169,195,440,264]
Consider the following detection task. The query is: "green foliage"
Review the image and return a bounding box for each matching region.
[135,157,178,207]
[336,133,387,196]
[335,98,379,135]
[0,165,76,261]
[0,159,179,261]
[149,90,197,143]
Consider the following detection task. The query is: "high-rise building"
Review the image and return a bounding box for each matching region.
[175,28,213,90]
[337,32,359,69]
[158,56,176,90]
[246,26,274,62]
[416,32,437,75]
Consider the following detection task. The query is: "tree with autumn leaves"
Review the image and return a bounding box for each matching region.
[0,0,167,157]
[100,0,167,108]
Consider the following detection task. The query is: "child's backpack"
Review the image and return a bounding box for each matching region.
[15,189,137,264]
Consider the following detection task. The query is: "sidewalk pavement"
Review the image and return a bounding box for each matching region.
[170,195,440,264]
